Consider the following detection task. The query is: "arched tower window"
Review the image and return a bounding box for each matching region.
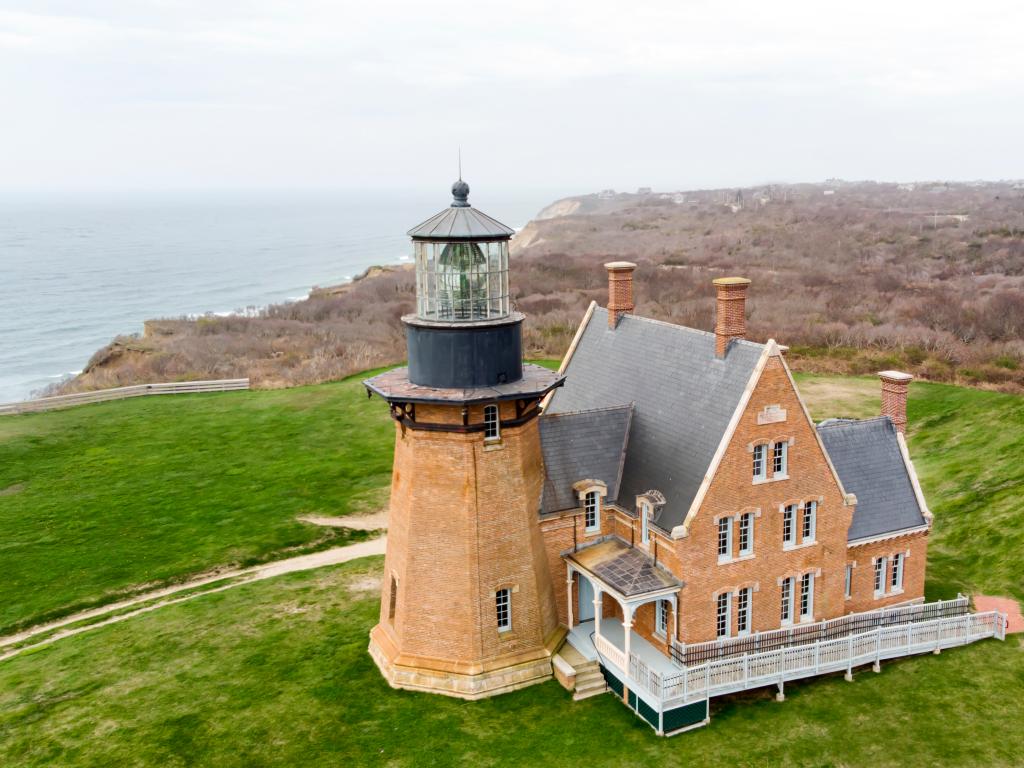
[483,404,500,441]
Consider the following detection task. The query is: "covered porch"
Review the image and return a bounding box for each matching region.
[563,539,704,732]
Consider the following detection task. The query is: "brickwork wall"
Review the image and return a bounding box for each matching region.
[845,531,929,614]
[713,278,751,357]
[606,263,635,328]
[377,398,558,673]
[673,353,853,644]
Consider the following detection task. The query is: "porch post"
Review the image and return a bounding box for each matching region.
[669,594,679,646]
[593,586,603,640]
[623,603,635,662]
[565,564,574,629]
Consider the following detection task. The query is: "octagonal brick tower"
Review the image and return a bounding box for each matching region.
[364,179,564,698]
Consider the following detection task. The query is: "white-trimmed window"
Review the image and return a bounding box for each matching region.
[780,577,794,624]
[655,600,669,638]
[738,512,754,556]
[874,557,887,597]
[483,404,500,441]
[495,588,511,632]
[584,491,600,532]
[845,564,853,599]
[772,441,788,476]
[717,517,732,561]
[891,552,904,592]
[752,444,767,481]
[641,502,651,546]
[782,504,796,547]
[737,587,752,635]
[801,501,817,543]
[716,592,731,638]
[800,572,814,620]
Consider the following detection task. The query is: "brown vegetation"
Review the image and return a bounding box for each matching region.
[58,180,1024,394]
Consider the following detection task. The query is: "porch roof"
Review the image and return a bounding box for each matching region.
[566,538,682,598]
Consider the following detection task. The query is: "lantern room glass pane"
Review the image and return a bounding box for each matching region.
[414,239,510,322]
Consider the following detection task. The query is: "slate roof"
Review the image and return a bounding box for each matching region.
[567,539,682,597]
[539,405,633,514]
[817,416,927,541]
[407,205,515,240]
[546,307,764,532]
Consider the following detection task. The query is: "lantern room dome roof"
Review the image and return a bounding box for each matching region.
[407,179,516,240]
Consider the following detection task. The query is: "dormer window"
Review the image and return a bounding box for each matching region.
[483,404,500,441]
[584,491,600,532]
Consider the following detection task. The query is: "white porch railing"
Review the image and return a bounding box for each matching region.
[649,610,1004,708]
[594,632,627,670]
[670,595,969,667]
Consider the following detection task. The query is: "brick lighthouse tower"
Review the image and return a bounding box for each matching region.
[365,179,563,698]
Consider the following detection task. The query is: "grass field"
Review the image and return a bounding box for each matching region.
[0,558,1019,768]
[1,369,1023,766]
[0,374,394,634]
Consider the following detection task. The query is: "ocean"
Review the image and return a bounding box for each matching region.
[0,189,558,403]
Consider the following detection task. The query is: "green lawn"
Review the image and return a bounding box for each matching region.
[1,370,1023,765]
[0,557,1019,768]
[0,374,395,634]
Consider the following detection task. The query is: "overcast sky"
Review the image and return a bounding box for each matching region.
[2,1,1022,194]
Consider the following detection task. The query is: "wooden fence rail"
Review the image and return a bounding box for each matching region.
[0,379,250,415]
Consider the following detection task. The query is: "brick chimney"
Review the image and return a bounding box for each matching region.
[713,277,751,357]
[879,370,913,433]
[606,261,636,328]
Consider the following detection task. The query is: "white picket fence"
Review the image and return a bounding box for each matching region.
[639,610,1005,708]
[0,379,250,415]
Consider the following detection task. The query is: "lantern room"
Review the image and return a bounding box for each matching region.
[408,179,513,322]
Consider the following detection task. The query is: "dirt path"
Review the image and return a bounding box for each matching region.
[0,536,387,663]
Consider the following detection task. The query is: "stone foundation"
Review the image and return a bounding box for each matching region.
[368,627,563,700]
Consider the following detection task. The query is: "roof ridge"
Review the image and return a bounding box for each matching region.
[593,305,766,349]
[541,403,634,419]
[818,415,892,430]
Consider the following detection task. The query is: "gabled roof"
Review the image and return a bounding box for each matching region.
[567,538,682,598]
[817,416,927,541]
[407,205,515,240]
[546,307,764,532]
[539,405,633,514]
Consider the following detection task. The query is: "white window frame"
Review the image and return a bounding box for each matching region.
[641,502,651,546]
[874,556,887,597]
[716,592,732,638]
[483,404,500,441]
[801,501,817,543]
[752,444,768,482]
[583,491,600,532]
[495,588,511,632]
[782,504,796,547]
[844,563,853,599]
[737,587,752,636]
[655,599,668,638]
[891,552,904,592]
[772,440,788,477]
[780,577,794,625]
[799,572,814,621]
[717,517,733,563]
[738,511,754,556]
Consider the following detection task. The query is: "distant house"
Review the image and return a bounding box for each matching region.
[823,190,836,196]
[637,187,653,195]
[598,189,617,199]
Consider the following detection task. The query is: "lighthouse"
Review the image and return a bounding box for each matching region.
[365,179,563,698]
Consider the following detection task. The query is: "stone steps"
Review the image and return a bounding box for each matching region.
[572,660,609,701]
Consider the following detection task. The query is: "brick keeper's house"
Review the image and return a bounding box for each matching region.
[364,181,1006,736]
